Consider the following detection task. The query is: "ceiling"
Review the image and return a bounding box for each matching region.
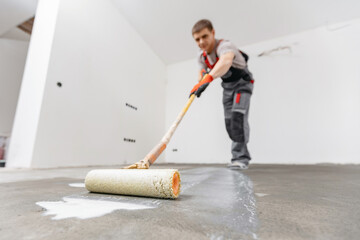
[0,0,38,36]
[112,0,360,64]
[1,0,360,64]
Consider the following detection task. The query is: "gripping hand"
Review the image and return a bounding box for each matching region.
[190,74,213,98]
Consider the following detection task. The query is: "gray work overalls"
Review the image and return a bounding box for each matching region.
[203,44,254,163]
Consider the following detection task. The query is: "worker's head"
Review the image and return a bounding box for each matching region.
[192,19,216,53]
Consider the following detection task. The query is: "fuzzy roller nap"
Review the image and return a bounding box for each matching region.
[85,169,181,199]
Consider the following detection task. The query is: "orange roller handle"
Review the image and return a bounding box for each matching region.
[145,142,167,165]
[124,94,196,169]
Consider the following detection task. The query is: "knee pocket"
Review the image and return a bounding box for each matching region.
[227,113,245,142]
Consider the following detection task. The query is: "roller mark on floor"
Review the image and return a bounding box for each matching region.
[36,166,259,239]
[180,168,215,192]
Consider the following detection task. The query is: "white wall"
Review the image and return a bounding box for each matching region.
[0,39,29,136]
[7,0,61,168]
[2,28,31,42]
[165,18,360,164]
[31,0,166,168]
[8,0,167,168]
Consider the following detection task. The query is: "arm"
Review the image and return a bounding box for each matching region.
[197,51,235,81]
[190,51,235,97]
[209,51,235,79]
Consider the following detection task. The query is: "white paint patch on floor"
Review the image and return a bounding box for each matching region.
[68,183,85,188]
[36,197,155,220]
[255,193,269,197]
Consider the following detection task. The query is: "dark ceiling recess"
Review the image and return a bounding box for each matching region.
[18,16,35,35]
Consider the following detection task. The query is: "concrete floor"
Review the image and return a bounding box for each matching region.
[0,164,359,240]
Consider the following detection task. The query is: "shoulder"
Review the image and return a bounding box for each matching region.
[216,39,238,56]
[218,39,236,48]
[217,39,247,68]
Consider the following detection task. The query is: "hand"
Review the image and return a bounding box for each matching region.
[123,159,150,169]
[200,68,208,78]
[190,74,213,97]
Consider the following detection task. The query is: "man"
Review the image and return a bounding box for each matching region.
[190,19,254,169]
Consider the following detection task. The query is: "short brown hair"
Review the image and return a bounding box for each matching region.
[192,19,213,35]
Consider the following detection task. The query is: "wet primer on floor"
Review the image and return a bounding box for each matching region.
[1,164,360,240]
[36,168,258,239]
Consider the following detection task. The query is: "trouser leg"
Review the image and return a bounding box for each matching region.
[230,115,251,162]
[223,87,252,163]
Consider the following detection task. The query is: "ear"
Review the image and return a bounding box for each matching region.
[212,29,215,36]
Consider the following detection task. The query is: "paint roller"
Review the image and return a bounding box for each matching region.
[85,95,196,199]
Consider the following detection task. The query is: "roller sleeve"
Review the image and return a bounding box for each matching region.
[85,169,181,199]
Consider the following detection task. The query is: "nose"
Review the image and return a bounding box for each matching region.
[199,38,204,46]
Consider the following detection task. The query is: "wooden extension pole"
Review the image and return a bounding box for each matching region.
[125,94,196,169]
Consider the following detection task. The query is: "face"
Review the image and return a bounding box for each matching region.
[193,28,215,53]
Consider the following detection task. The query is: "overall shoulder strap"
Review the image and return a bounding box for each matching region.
[203,39,223,69]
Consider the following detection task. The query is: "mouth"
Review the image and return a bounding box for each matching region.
[200,45,207,51]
